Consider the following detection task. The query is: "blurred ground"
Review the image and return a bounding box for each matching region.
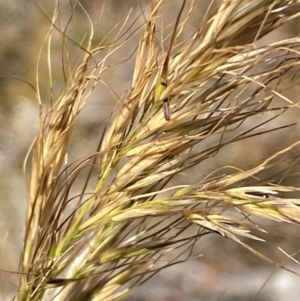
[0,1,300,300]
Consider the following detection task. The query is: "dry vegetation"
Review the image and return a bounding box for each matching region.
[13,0,300,300]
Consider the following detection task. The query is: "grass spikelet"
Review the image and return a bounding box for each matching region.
[17,0,300,300]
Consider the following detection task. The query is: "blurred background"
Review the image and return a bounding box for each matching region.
[0,0,300,300]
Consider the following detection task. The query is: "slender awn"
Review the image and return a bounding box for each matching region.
[154,0,186,121]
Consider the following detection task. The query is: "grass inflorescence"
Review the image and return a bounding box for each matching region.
[18,1,300,300]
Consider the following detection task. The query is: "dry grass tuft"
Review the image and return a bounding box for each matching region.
[17,0,300,300]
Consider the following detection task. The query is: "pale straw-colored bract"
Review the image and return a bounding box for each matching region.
[18,1,300,300]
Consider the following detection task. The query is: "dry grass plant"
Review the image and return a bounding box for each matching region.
[17,0,300,300]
